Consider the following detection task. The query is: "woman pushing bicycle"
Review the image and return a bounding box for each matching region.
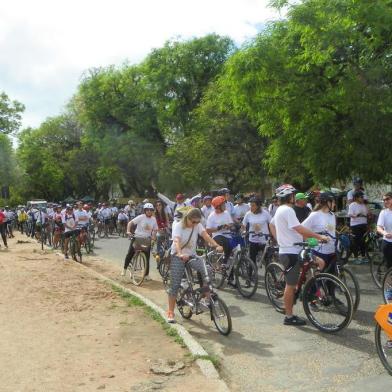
[167,208,223,323]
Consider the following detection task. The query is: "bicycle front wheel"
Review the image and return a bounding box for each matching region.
[303,273,353,333]
[375,323,392,375]
[369,251,387,289]
[264,262,286,313]
[382,267,392,304]
[235,255,258,298]
[207,252,225,289]
[210,294,232,336]
[131,252,146,286]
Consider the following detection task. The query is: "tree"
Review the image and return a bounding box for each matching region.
[0,92,25,134]
[221,0,392,185]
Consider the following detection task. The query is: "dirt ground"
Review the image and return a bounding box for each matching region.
[0,234,223,392]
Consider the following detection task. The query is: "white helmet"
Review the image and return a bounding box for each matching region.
[275,184,297,198]
[143,203,154,210]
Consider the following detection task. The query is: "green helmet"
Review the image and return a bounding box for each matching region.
[295,192,307,201]
[307,237,319,247]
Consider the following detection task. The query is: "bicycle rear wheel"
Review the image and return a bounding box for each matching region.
[264,262,286,313]
[382,267,392,304]
[303,273,353,333]
[369,250,387,289]
[131,252,146,286]
[235,255,258,298]
[375,323,392,375]
[210,294,232,336]
[337,266,360,312]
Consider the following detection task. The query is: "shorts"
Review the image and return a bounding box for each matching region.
[279,254,300,286]
[64,229,80,239]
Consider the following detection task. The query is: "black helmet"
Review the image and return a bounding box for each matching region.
[249,196,262,206]
[353,190,364,199]
[319,192,335,203]
[353,177,363,185]
[218,187,230,196]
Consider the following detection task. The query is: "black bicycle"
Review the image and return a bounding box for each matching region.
[176,253,232,336]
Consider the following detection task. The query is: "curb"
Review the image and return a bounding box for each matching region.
[76,263,230,392]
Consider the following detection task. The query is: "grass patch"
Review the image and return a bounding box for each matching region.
[192,354,221,369]
[110,284,186,348]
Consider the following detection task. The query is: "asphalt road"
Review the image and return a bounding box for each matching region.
[92,235,391,391]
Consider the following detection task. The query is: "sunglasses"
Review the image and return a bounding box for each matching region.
[383,197,391,202]
[145,208,154,211]
[191,220,200,224]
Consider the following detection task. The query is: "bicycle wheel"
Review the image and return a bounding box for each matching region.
[70,237,77,260]
[337,266,360,312]
[176,288,193,319]
[84,232,93,254]
[207,252,225,289]
[375,323,392,375]
[302,273,353,333]
[235,255,258,298]
[131,252,146,286]
[264,262,286,314]
[210,294,232,336]
[369,250,387,289]
[98,224,105,239]
[382,267,392,304]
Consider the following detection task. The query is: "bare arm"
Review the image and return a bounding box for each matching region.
[293,225,328,242]
[201,230,223,251]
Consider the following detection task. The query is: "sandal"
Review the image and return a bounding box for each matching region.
[167,311,175,324]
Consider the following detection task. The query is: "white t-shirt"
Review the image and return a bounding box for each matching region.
[206,211,233,239]
[171,222,205,256]
[302,211,336,254]
[132,214,158,238]
[100,208,112,219]
[233,204,250,222]
[377,209,392,243]
[243,210,271,244]
[62,213,77,232]
[118,212,128,221]
[74,209,90,227]
[201,205,214,220]
[271,205,302,254]
[348,202,368,226]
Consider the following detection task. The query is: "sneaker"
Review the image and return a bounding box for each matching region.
[284,315,306,326]
[167,311,175,323]
[121,269,126,276]
[64,254,69,260]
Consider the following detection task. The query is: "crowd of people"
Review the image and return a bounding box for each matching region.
[1,177,392,325]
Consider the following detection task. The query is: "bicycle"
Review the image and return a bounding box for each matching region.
[69,231,82,262]
[321,232,361,312]
[367,231,387,289]
[247,232,279,271]
[265,238,354,333]
[207,230,258,298]
[374,303,392,375]
[176,253,232,336]
[124,236,152,286]
[382,267,392,304]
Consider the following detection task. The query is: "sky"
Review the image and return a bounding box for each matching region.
[0,0,280,130]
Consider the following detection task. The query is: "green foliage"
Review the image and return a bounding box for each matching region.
[0,91,25,134]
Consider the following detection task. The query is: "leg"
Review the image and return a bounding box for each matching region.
[350,225,361,258]
[383,240,392,270]
[0,224,7,247]
[123,240,135,270]
[214,235,231,264]
[167,256,186,319]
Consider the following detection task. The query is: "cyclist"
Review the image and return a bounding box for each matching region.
[347,177,367,205]
[124,200,136,220]
[0,208,8,248]
[242,197,271,266]
[166,208,223,323]
[62,205,79,259]
[122,203,158,280]
[117,209,129,235]
[377,192,392,294]
[74,201,91,244]
[35,208,48,241]
[100,203,113,232]
[157,192,187,221]
[201,195,214,220]
[219,188,234,217]
[18,208,28,234]
[293,193,311,223]
[348,190,369,264]
[268,196,279,218]
[269,184,328,326]
[233,193,250,224]
[206,196,234,268]
[302,192,337,271]
[52,205,64,248]
[154,200,170,258]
